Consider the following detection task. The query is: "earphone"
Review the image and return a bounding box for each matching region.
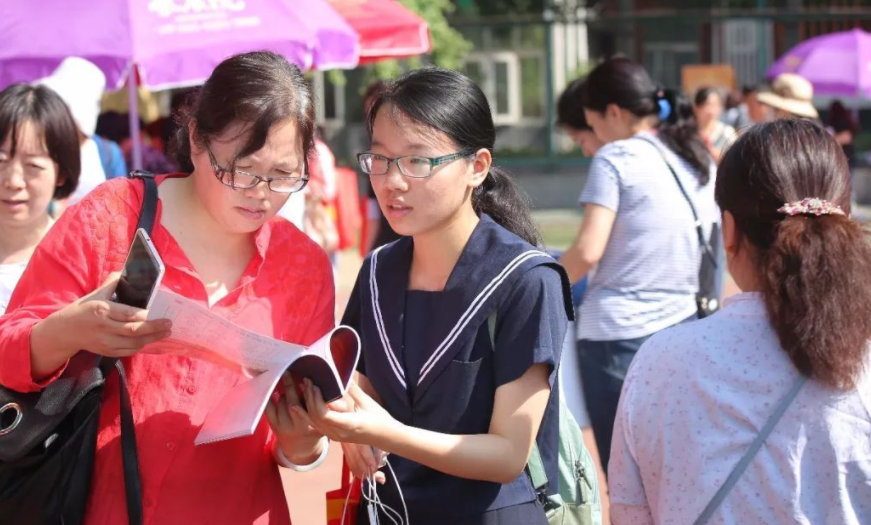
[340,458,410,525]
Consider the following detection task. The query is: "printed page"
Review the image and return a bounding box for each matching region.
[195,328,359,445]
[194,361,291,445]
[146,288,305,371]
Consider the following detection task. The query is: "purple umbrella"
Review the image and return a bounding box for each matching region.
[0,0,358,89]
[767,28,871,98]
[0,0,359,168]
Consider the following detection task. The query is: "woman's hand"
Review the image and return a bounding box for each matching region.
[299,379,398,447]
[265,372,327,464]
[342,442,387,484]
[30,273,172,379]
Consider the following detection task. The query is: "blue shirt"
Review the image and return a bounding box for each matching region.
[344,215,572,523]
[578,132,719,341]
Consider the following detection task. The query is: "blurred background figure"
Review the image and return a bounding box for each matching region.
[555,74,608,522]
[95,111,176,176]
[828,99,859,171]
[360,80,401,254]
[303,131,341,266]
[559,57,719,477]
[721,88,750,130]
[0,84,80,314]
[742,84,773,125]
[693,86,736,162]
[558,77,605,157]
[757,73,819,121]
[35,57,108,205]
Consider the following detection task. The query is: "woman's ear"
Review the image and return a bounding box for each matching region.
[722,210,739,257]
[469,148,492,189]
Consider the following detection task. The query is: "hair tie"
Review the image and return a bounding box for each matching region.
[657,99,672,121]
[655,90,672,121]
[777,198,845,217]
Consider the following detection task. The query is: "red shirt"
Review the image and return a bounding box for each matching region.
[0,176,336,525]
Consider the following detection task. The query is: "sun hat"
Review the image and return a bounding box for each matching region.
[757,73,819,119]
[35,57,106,137]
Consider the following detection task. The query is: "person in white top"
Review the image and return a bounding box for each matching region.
[36,57,108,206]
[693,87,736,162]
[610,119,871,524]
[0,84,81,314]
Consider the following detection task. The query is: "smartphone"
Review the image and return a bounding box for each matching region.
[113,228,165,310]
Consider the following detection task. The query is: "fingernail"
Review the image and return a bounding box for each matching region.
[163,320,173,329]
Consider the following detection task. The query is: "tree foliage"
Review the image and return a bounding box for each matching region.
[359,0,473,86]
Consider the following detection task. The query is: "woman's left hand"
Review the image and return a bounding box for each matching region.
[299,379,398,445]
[265,372,326,463]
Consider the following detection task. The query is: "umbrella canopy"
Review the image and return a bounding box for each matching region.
[0,0,359,90]
[767,28,871,98]
[329,0,431,64]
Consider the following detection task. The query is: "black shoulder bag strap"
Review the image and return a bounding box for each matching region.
[104,169,157,525]
[636,136,717,268]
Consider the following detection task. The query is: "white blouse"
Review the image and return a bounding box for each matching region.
[0,262,27,315]
[610,292,871,525]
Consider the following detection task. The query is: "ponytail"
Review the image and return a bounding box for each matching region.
[472,166,542,247]
[583,58,711,184]
[655,88,711,184]
[760,215,871,390]
[717,120,871,391]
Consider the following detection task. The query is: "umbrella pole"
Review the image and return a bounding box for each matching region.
[128,63,143,171]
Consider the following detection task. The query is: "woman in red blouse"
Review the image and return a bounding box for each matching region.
[0,51,335,524]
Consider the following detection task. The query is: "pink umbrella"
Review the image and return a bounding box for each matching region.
[0,0,359,167]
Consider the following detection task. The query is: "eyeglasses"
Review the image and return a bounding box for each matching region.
[207,147,308,194]
[357,151,473,179]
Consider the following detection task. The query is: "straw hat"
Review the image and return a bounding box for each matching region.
[35,57,106,137]
[757,73,819,119]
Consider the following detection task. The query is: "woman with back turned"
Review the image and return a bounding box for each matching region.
[610,119,871,524]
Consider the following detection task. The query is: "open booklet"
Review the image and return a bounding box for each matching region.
[145,289,361,445]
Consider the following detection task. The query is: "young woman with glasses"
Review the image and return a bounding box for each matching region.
[0,52,334,525]
[295,68,581,525]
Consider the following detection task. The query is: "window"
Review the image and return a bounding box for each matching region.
[520,56,545,118]
[464,52,522,124]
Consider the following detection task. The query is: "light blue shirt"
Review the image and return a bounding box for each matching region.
[577,132,718,341]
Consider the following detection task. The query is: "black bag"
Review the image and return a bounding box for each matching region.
[638,137,721,318]
[0,171,157,525]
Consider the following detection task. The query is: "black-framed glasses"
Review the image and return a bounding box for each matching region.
[207,147,308,194]
[357,151,473,179]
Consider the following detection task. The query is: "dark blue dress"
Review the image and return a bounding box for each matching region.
[342,215,572,525]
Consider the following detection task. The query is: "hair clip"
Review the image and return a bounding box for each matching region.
[777,198,845,217]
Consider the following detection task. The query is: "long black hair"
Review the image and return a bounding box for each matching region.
[557,78,591,131]
[366,67,542,246]
[583,57,711,184]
